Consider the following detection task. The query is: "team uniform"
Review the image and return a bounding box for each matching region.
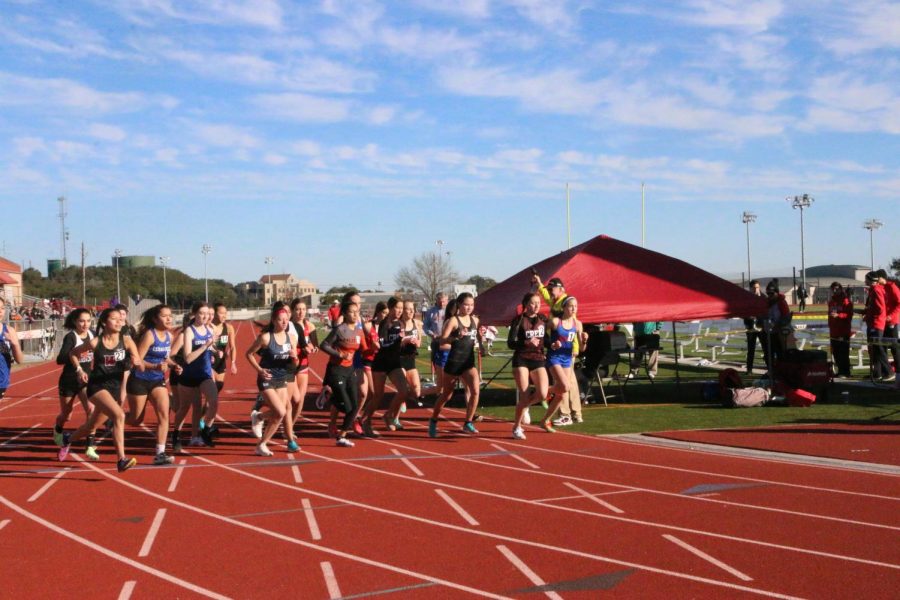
[293,320,316,373]
[399,321,420,372]
[372,319,403,373]
[0,324,13,397]
[180,325,214,387]
[211,323,231,374]
[87,335,131,400]
[508,313,548,371]
[256,332,295,391]
[127,330,171,396]
[57,330,94,397]
[443,317,478,376]
[321,322,367,443]
[547,320,577,369]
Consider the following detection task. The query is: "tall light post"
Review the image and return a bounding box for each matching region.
[201,244,212,302]
[741,211,757,283]
[113,248,122,303]
[862,218,883,271]
[786,194,814,298]
[264,256,275,304]
[159,256,170,305]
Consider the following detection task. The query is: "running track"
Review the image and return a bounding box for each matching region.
[1,321,898,599]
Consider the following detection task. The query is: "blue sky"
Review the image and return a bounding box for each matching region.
[1,0,898,291]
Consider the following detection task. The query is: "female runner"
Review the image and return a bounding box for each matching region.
[365,297,410,433]
[211,303,237,393]
[247,302,299,456]
[539,296,586,432]
[53,308,96,455]
[507,293,549,440]
[355,301,385,437]
[399,300,424,411]
[428,292,483,437]
[0,297,24,400]
[320,300,367,447]
[286,299,317,444]
[125,304,180,465]
[172,302,219,448]
[57,308,140,472]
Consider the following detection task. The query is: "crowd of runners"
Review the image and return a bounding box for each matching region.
[0,273,587,471]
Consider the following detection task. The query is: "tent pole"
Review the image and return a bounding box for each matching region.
[672,321,681,396]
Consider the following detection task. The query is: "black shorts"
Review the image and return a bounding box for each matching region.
[212,355,227,374]
[126,377,166,396]
[87,379,122,400]
[372,355,402,373]
[58,376,87,398]
[178,375,211,388]
[257,376,287,391]
[513,356,546,372]
[400,354,418,371]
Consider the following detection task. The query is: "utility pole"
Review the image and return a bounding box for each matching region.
[862,218,883,271]
[58,196,69,267]
[114,248,122,303]
[81,242,86,306]
[202,244,212,303]
[786,194,814,298]
[264,256,274,304]
[741,211,757,282]
[159,256,170,305]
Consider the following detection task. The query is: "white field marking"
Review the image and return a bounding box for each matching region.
[435,489,480,526]
[289,435,900,572]
[117,581,137,600]
[489,443,540,469]
[27,469,69,502]
[302,498,322,540]
[8,363,61,386]
[187,455,817,599]
[534,489,640,504]
[0,519,9,531]
[71,457,515,600]
[320,561,342,599]
[138,508,167,557]
[0,411,60,422]
[563,482,625,514]
[0,383,59,412]
[0,495,231,599]
[381,434,900,533]
[664,534,754,582]
[390,449,424,477]
[168,460,188,493]
[1,423,40,446]
[496,545,563,600]
[287,454,303,483]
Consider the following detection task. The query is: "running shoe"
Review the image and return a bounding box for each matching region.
[200,427,215,448]
[85,446,100,461]
[250,410,264,439]
[53,428,63,447]
[552,415,573,427]
[428,418,438,438]
[573,414,584,424]
[400,402,407,414]
[172,431,183,454]
[117,457,137,472]
[57,433,71,461]
[352,419,364,436]
[513,427,526,440]
[383,414,397,432]
[315,390,328,410]
[327,422,338,438]
[208,424,220,437]
[153,452,174,466]
[199,417,206,431]
[188,437,205,447]
[392,418,405,431]
[540,421,556,433]
[286,439,300,452]
[362,420,380,438]
[255,443,274,457]
[522,407,531,425]
[473,413,484,422]
[462,421,478,434]
[336,436,355,447]
[541,400,549,409]
[415,397,424,407]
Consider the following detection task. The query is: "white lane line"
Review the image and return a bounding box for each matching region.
[1,423,40,446]
[117,581,137,600]
[0,384,59,412]
[390,449,424,477]
[0,519,9,531]
[564,482,625,514]
[490,443,540,470]
[288,453,303,483]
[28,470,69,503]
[168,459,187,493]
[0,495,230,599]
[138,508,167,557]
[320,561,342,599]
[664,534,754,581]
[434,489,479,526]
[497,544,563,600]
[302,498,322,540]
[534,489,640,503]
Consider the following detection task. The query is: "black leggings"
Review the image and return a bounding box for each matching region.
[326,365,359,432]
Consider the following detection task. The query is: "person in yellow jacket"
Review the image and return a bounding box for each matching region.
[531,273,583,424]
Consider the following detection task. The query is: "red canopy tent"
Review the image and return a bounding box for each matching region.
[476,234,766,325]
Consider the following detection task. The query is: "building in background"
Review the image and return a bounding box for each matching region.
[260,274,317,305]
[0,257,23,305]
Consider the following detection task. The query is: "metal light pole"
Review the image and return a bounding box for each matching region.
[264,256,274,304]
[862,218,883,271]
[786,194,814,298]
[741,211,757,282]
[113,248,122,303]
[159,256,170,305]
[201,244,212,302]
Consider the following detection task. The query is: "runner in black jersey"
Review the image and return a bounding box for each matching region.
[52,308,96,455]
[507,293,550,440]
[429,292,483,437]
[363,296,410,433]
[211,302,237,392]
[399,300,425,410]
[246,302,299,457]
[286,299,317,442]
[57,308,140,472]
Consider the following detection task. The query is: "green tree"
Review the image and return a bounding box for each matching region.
[891,257,899,276]
[320,285,358,308]
[465,275,497,294]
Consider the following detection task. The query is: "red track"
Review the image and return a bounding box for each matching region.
[1,320,898,599]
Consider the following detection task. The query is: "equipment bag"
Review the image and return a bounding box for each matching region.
[727,387,770,408]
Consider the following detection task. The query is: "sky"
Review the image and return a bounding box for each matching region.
[1,0,898,292]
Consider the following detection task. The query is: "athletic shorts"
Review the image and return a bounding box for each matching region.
[432,349,449,369]
[400,354,417,372]
[58,376,87,398]
[372,355,402,374]
[513,356,546,371]
[126,377,166,396]
[87,379,122,400]
[178,375,211,388]
[257,376,287,391]
[547,353,573,369]
[212,355,228,374]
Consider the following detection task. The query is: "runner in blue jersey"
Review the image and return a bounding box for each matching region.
[540,296,586,433]
[0,297,24,400]
[172,302,219,449]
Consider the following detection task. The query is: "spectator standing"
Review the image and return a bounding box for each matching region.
[629,321,661,379]
[743,280,768,373]
[827,282,853,377]
[877,269,898,380]
[797,285,808,313]
[858,271,892,381]
[423,293,448,344]
[764,280,792,367]
[327,300,341,329]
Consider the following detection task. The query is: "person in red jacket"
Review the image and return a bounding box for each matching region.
[877,269,899,380]
[827,282,853,377]
[857,272,892,382]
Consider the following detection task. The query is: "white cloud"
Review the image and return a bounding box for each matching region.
[190,123,261,148]
[111,0,283,30]
[12,136,46,159]
[825,1,900,55]
[801,72,900,134]
[0,72,176,114]
[263,153,288,165]
[291,140,322,156]
[88,123,127,142]
[251,93,352,123]
[679,0,784,33]
[366,105,397,125]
